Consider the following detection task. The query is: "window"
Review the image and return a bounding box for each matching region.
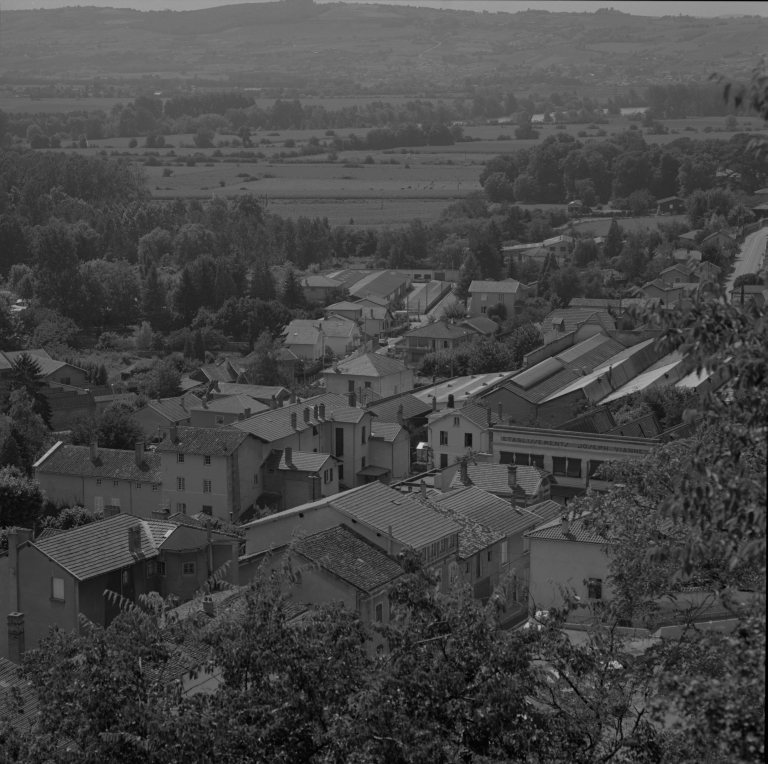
[481,306,487,314]
[94,497,104,511]
[136,483,142,489]
[329,468,334,483]
[215,416,225,425]
[499,451,514,464]
[203,479,212,493]
[449,562,459,584]
[552,457,567,476]
[588,578,603,600]
[440,454,448,468]
[182,562,196,576]
[177,477,186,491]
[464,433,473,448]
[335,428,344,457]
[51,577,65,601]
[122,570,129,585]
[202,505,212,515]
[157,561,166,576]
[566,458,582,478]
[361,426,366,444]
[177,453,185,464]
[338,465,344,481]
[440,538,446,552]
[530,454,545,469]
[204,455,211,465]
[588,460,605,478]
[523,536,530,553]
[375,603,383,622]
[323,469,328,483]
[96,478,102,486]
[348,380,355,392]
[501,542,508,565]
[475,555,481,578]
[361,456,366,468]
[61,377,71,385]
[113,480,119,487]
[439,431,448,446]
[514,452,530,466]
[110,498,120,508]
[176,502,186,513]
[312,426,318,436]
[253,474,259,485]
[453,416,460,427]
[449,534,455,548]
[146,561,156,577]
[487,549,492,562]
[152,484,158,491]
[480,294,488,301]
[364,381,371,389]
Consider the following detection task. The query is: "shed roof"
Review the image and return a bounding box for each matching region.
[368,393,432,423]
[34,442,161,483]
[265,449,334,473]
[142,396,195,424]
[468,279,524,294]
[294,525,403,593]
[326,352,409,378]
[155,426,250,456]
[369,422,404,442]
[460,316,499,335]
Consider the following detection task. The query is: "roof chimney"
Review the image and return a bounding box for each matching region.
[497,402,503,421]
[561,512,570,536]
[290,412,297,429]
[134,441,144,467]
[244,407,251,419]
[487,407,492,427]
[431,395,437,412]
[181,397,186,411]
[202,397,208,409]
[170,425,178,443]
[319,403,326,420]
[348,392,356,407]
[396,404,404,426]
[420,480,427,501]
[460,459,469,485]
[238,412,244,421]
[90,440,99,462]
[290,392,296,404]
[313,404,319,420]
[507,465,517,510]
[7,613,24,665]
[202,595,215,617]
[128,525,141,554]
[284,446,292,467]
[303,407,310,423]
[271,395,277,410]
[447,394,454,409]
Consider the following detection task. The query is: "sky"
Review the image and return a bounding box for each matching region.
[1,0,767,16]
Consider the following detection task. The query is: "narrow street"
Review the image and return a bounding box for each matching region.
[725,225,767,297]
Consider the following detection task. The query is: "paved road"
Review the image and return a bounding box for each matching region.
[726,225,768,297]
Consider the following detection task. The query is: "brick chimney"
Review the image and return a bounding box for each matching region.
[303,407,310,423]
[431,395,437,412]
[169,425,178,443]
[313,405,319,420]
[447,394,454,409]
[508,465,517,510]
[284,447,293,467]
[244,407,251,419]
[128,525,141,554]
[7,613,24,664]
[134,441,144,467]
[486,406,492,427]
[396,404,404,426]
[8,529,32,615]
[498,402,503,421]
[290,412,298,429]
[271,395,277,410]
[460,459,469,485]
[348,392,356,407]
[319,403,326,420]
[561,512,570,535]
[289,392,296,404]
[90,440,99,462]
[420,480,427,501]
[202,595,215,616]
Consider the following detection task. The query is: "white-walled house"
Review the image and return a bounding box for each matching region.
[323,353,413,402]
[427,403,501,469]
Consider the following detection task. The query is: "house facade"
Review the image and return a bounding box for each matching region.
[282,322,325,361]
[467,280,527,318]
[323,353,413,401]
[404,321,477,364]
[301,275,344,303]
[261,447,339,512]
[134,396,194,441]
[427,403,500,469]
[34,441,162,517]
[319,315,361,357]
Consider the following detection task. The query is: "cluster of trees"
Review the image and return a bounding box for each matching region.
[479,131,766,205]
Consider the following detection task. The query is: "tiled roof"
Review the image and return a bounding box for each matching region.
[605,412,662,438]
[265,449,333,472]
[321,317,358,338]
[34,443,161,483]
[460,316,499,335]
[325,301,364,313]
[437,488,561,538]
[331,481,460,549]
[144,396,194,423]
[368,393,432,423]
[155,426,250,456]
[469,279,523,294]
[349,271,408,299]
[3,350,83,378]
[369,422,404,442]
[525,515,607,545]
[213,383,291,402]
[196,362,237,383]
[0,657,40,734]
[283,324,322,345]
[328,352,409,378]
[428,501,505,560]
[415,371,518,407]
[556,407,616,434]
[449,463,549,498]
[189,394,268,416]
[33,514,166,581]
[354,294,389,308]
[232,393,359,442]
[543,308,615,333]
[660,264,695,277]
[42,391,96,411]
[406,321,475,340]
[301,275,343,288]
[430,402,499,430]
[294,525,403,593]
